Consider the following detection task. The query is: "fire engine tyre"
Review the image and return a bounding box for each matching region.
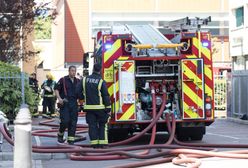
[190,127,205,141]
[190,133,204,141]
[176,126,205,141]
[108,128,129,142]
[176,131,190,141]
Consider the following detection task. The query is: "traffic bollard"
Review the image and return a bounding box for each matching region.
[14,104,32,168]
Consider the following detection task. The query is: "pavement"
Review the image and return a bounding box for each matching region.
[0,116,70,168]
[1,116,248,168]
[142,158,248,168]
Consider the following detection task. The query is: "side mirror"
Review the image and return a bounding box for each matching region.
[83,52,89,68]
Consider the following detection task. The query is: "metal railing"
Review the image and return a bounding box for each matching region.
[0,72,28,151]
[214,75,227,110]
[0,72,29,104]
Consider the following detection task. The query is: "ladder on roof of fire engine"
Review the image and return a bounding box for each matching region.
[126,24,171,46]
[126,24,176,56]
[165,16,211,31]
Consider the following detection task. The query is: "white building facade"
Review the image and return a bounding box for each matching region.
[229,0,248,118]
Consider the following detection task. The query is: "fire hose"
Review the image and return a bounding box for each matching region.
[1,83,248,167]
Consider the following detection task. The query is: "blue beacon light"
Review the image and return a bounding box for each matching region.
[202,42,209,47]
[105,44,112,50]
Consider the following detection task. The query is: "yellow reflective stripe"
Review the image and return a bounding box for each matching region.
[99,121,109,145]
[43,95,55,97]
[205,84,213,97]
[183,102,200,118]
[198,32,201,58]
[204,66,213,96]
[204,66,212,80]
[118,56,129,60]
[104,119,109,143]
[84,105,105,109]
[202,46,211,60]
[83,78,86,104]
[67,136,75,140]
[99,140,108,145]
[115,100,119,113]
[186,55,197,58]
[104,40,121,63]
[98,79,103,105]
[90,140,98,145]
[193,37,199,50]
[115,80,119,93]
[108,83,114,97]
[106,105,111,108]
[119,104,135,120]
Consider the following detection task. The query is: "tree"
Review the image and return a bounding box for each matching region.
[0,61,39,121]
[34,16,52,39]
[0,0,56,63]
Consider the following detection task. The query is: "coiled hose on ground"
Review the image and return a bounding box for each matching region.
[1,83,248,167]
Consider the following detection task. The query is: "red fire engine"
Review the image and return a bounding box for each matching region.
[83,17,214,141]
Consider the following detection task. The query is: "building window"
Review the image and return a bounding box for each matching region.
[232,37,243,46]
[235,7,244,27]
[233,56,245,71]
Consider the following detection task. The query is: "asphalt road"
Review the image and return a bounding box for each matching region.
[42,119,248,168]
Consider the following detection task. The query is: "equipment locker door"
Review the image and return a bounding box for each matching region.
[114,60,136,122]
[181,59,205,119]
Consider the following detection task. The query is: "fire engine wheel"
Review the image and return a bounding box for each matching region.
[176,131,190,141]
[108,128,129,142]
[176,126,205,141]
[190,133,204,141]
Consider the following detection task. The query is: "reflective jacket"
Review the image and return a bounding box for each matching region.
[41,79,56,97]
[78,72,111,111]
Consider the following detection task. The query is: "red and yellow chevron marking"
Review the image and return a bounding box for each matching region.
[182,59,204,119]
[103,39,123,68]
[116,104,135,121]
[104,40,121,64]
[184,32,214,119]
[102,37,133,120]
[103,41,135,122]
[113,61,136,121]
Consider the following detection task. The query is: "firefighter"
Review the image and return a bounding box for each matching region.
[55,66,80,145]
[41,73,56,117]
[29,73,39,116]
[29,73,39,94]
[77,63,111,148]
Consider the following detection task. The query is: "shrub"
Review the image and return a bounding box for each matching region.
[0,61,38,121]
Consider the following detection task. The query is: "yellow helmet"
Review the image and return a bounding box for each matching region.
[46,73,53,80]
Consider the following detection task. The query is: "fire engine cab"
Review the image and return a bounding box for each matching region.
[83,17,214,141]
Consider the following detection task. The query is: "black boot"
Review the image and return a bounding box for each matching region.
[57,134,65,144]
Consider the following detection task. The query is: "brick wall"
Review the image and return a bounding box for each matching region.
[65,0,89,63]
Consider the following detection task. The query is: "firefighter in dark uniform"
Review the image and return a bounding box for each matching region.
[55,66,79,145]
[29,73,39,94]
[77,63,111,148]
[29,73,39,116]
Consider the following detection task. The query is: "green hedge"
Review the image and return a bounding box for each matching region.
[0,61,38,121]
